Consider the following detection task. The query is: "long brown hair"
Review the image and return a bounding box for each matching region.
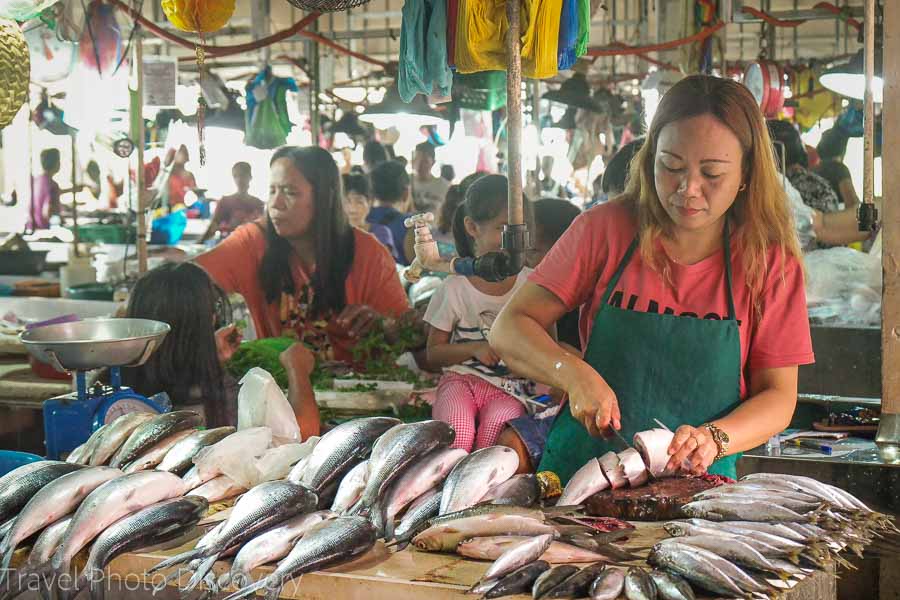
[620,75,800,297]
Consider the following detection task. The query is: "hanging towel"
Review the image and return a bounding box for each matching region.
[521,0,562,78]
[557,0,578,70]
[575,0,590,57]
[447,0,460,68]
[245,68,298,149]
[455,0,508,74]
[399,0,453,102]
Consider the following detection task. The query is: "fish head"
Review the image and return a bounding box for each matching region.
[663,522,688,537]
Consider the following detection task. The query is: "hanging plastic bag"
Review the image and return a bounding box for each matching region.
[805,247,881,326]
[193,426,272,482]
[0,0,60,21]
[782,178,816,251]
[77,0,122,78]
[237,367,302,445]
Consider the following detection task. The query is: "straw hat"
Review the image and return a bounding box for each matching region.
[0,18,29,129]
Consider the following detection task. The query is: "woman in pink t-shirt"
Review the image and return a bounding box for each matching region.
[491,75,814,482]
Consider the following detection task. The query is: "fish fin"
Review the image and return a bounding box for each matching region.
[151,569,185,593]
[221,577,269,600]
[181,555,219,593]
[264,580,285,600]
[146,548,202,574]
[0,543,15,586]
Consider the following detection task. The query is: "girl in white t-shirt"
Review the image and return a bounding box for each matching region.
[423,175,534,451]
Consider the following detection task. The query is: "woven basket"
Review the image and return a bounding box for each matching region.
[284,0,372,13]
[0,19,29,129]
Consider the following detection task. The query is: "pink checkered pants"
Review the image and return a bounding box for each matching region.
[433,372,526,452]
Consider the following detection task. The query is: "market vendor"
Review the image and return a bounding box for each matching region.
[490,75,814,483]
[195,146,410,362]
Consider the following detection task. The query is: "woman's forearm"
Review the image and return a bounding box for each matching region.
[712,388,796,454]
[491,309,593,392]
[286,368,320,439]
[426,342,480,368]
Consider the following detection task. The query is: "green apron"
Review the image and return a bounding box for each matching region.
[537,228,742,484]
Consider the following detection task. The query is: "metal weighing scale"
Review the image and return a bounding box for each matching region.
[20,318,172,459]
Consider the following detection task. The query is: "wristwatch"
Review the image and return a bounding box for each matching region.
[702,423,730,461]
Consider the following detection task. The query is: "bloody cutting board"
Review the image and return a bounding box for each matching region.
[583,476,721,521]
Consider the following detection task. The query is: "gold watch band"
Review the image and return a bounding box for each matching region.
[703,423,729,461]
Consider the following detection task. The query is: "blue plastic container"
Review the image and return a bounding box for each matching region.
[0,451,44,476]
[150,210,188,245]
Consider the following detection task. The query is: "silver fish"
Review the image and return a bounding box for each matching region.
[78,496,207,600]
[88,413,155,466]
[649,569,694,600]
[590,568,626,600]
[68,423,110,465]
[695,483,821,504]
[691,519,809,543]
[221,516,377,600]
[481,534,554,584]
[663,521,796,558]
[660,535,783,575]
[148,480,318,592]
[651,542,767,595]
[354,421,455,524]
[190,475,246,503]
[484,561,550,599]
[157,427,236,475]
[623,567,656,600]
[648,542,744,597]
[49,471,186,583]
[122,430,195,473]
[539,562,607,598]
[330,460,368,515]
[0,462,83,525]
[0,467,122,579]
[391,487,441,550]
[681,498,808,522]
[182,465,217,491]
[532,565,579,600]
[381,448,466,537]
[741,473,871,512]
[457,536,615,564]
[221,510,335,589]
[292,417,400,492]
[482,474,542,507]
[109,411,202,469]
[557,459,609,507]
[698,489,819,513]
[440,446,519,515]
[414,506,555,553]
[26,516,72,570]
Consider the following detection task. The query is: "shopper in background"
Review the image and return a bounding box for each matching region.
[363,140,389,174]
[368,160,415,265]
[411,141,450,213]
[814,127,859,210]
[767,120,840,214]
[440,164,456,183]
[341,172,399,261]
[165,144,198,211]
[27,149,63,231]
[201,162,264,243]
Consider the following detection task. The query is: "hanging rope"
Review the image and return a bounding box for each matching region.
[585,22,725,57]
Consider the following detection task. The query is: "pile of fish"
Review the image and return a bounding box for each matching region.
[558,428,676,506]
[646,473,899,598]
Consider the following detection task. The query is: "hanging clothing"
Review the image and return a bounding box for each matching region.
[575,0,590,57]
[455,0,562,79]
[557,0,578,70]
[399,0,453,102]
[447,0,460,69]
[245,68,298,150]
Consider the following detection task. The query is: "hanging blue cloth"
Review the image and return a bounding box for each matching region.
[557,0,579,71]
[399,0,453,102]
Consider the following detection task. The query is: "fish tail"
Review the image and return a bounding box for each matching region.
[384,515,396,542]
[88,574,106,600]
[181,555,218,593]
[151,568,184,593]
[263,580,284,600]
[146,548,202,574]
[221,577,269,600]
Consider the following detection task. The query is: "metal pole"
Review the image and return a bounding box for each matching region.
[873,0,900,454]
[70,135,80,257]
[132,33,148,275]
[505,0,523,227]
[863,0,874,211]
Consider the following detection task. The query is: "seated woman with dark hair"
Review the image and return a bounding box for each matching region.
[195,146,411,365]
[121,262,318,435]
[767,119,840,214]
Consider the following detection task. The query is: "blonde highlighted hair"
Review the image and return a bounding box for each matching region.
[620,75,800,297]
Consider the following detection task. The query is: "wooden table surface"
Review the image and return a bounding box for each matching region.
[107,521,837,600]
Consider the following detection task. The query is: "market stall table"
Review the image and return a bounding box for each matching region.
[103,521,836,600]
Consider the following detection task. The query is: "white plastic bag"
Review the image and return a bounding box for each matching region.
[805,247,881,326]
[193,426,272,483]
[237,367,302,445]
[783,178,817,251]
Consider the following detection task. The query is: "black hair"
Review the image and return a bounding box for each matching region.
[533,198,581,245]
[40,148,60,172]
[261,146,355,317]
[122,262,231,427]
[86,160,101,183]
[440,164,455,182]
[817,127,849,161]
[363,141,389,169]
[601,138,643,195]
[415,141,436,160]
[452,174,509,258]
[232,161,252,176]
[370,160,410,205]
[438,185,464,234]
[342,173,370,198]
[767,119,808,169]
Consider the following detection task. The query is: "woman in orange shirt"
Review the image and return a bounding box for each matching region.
[195,146,411,362]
